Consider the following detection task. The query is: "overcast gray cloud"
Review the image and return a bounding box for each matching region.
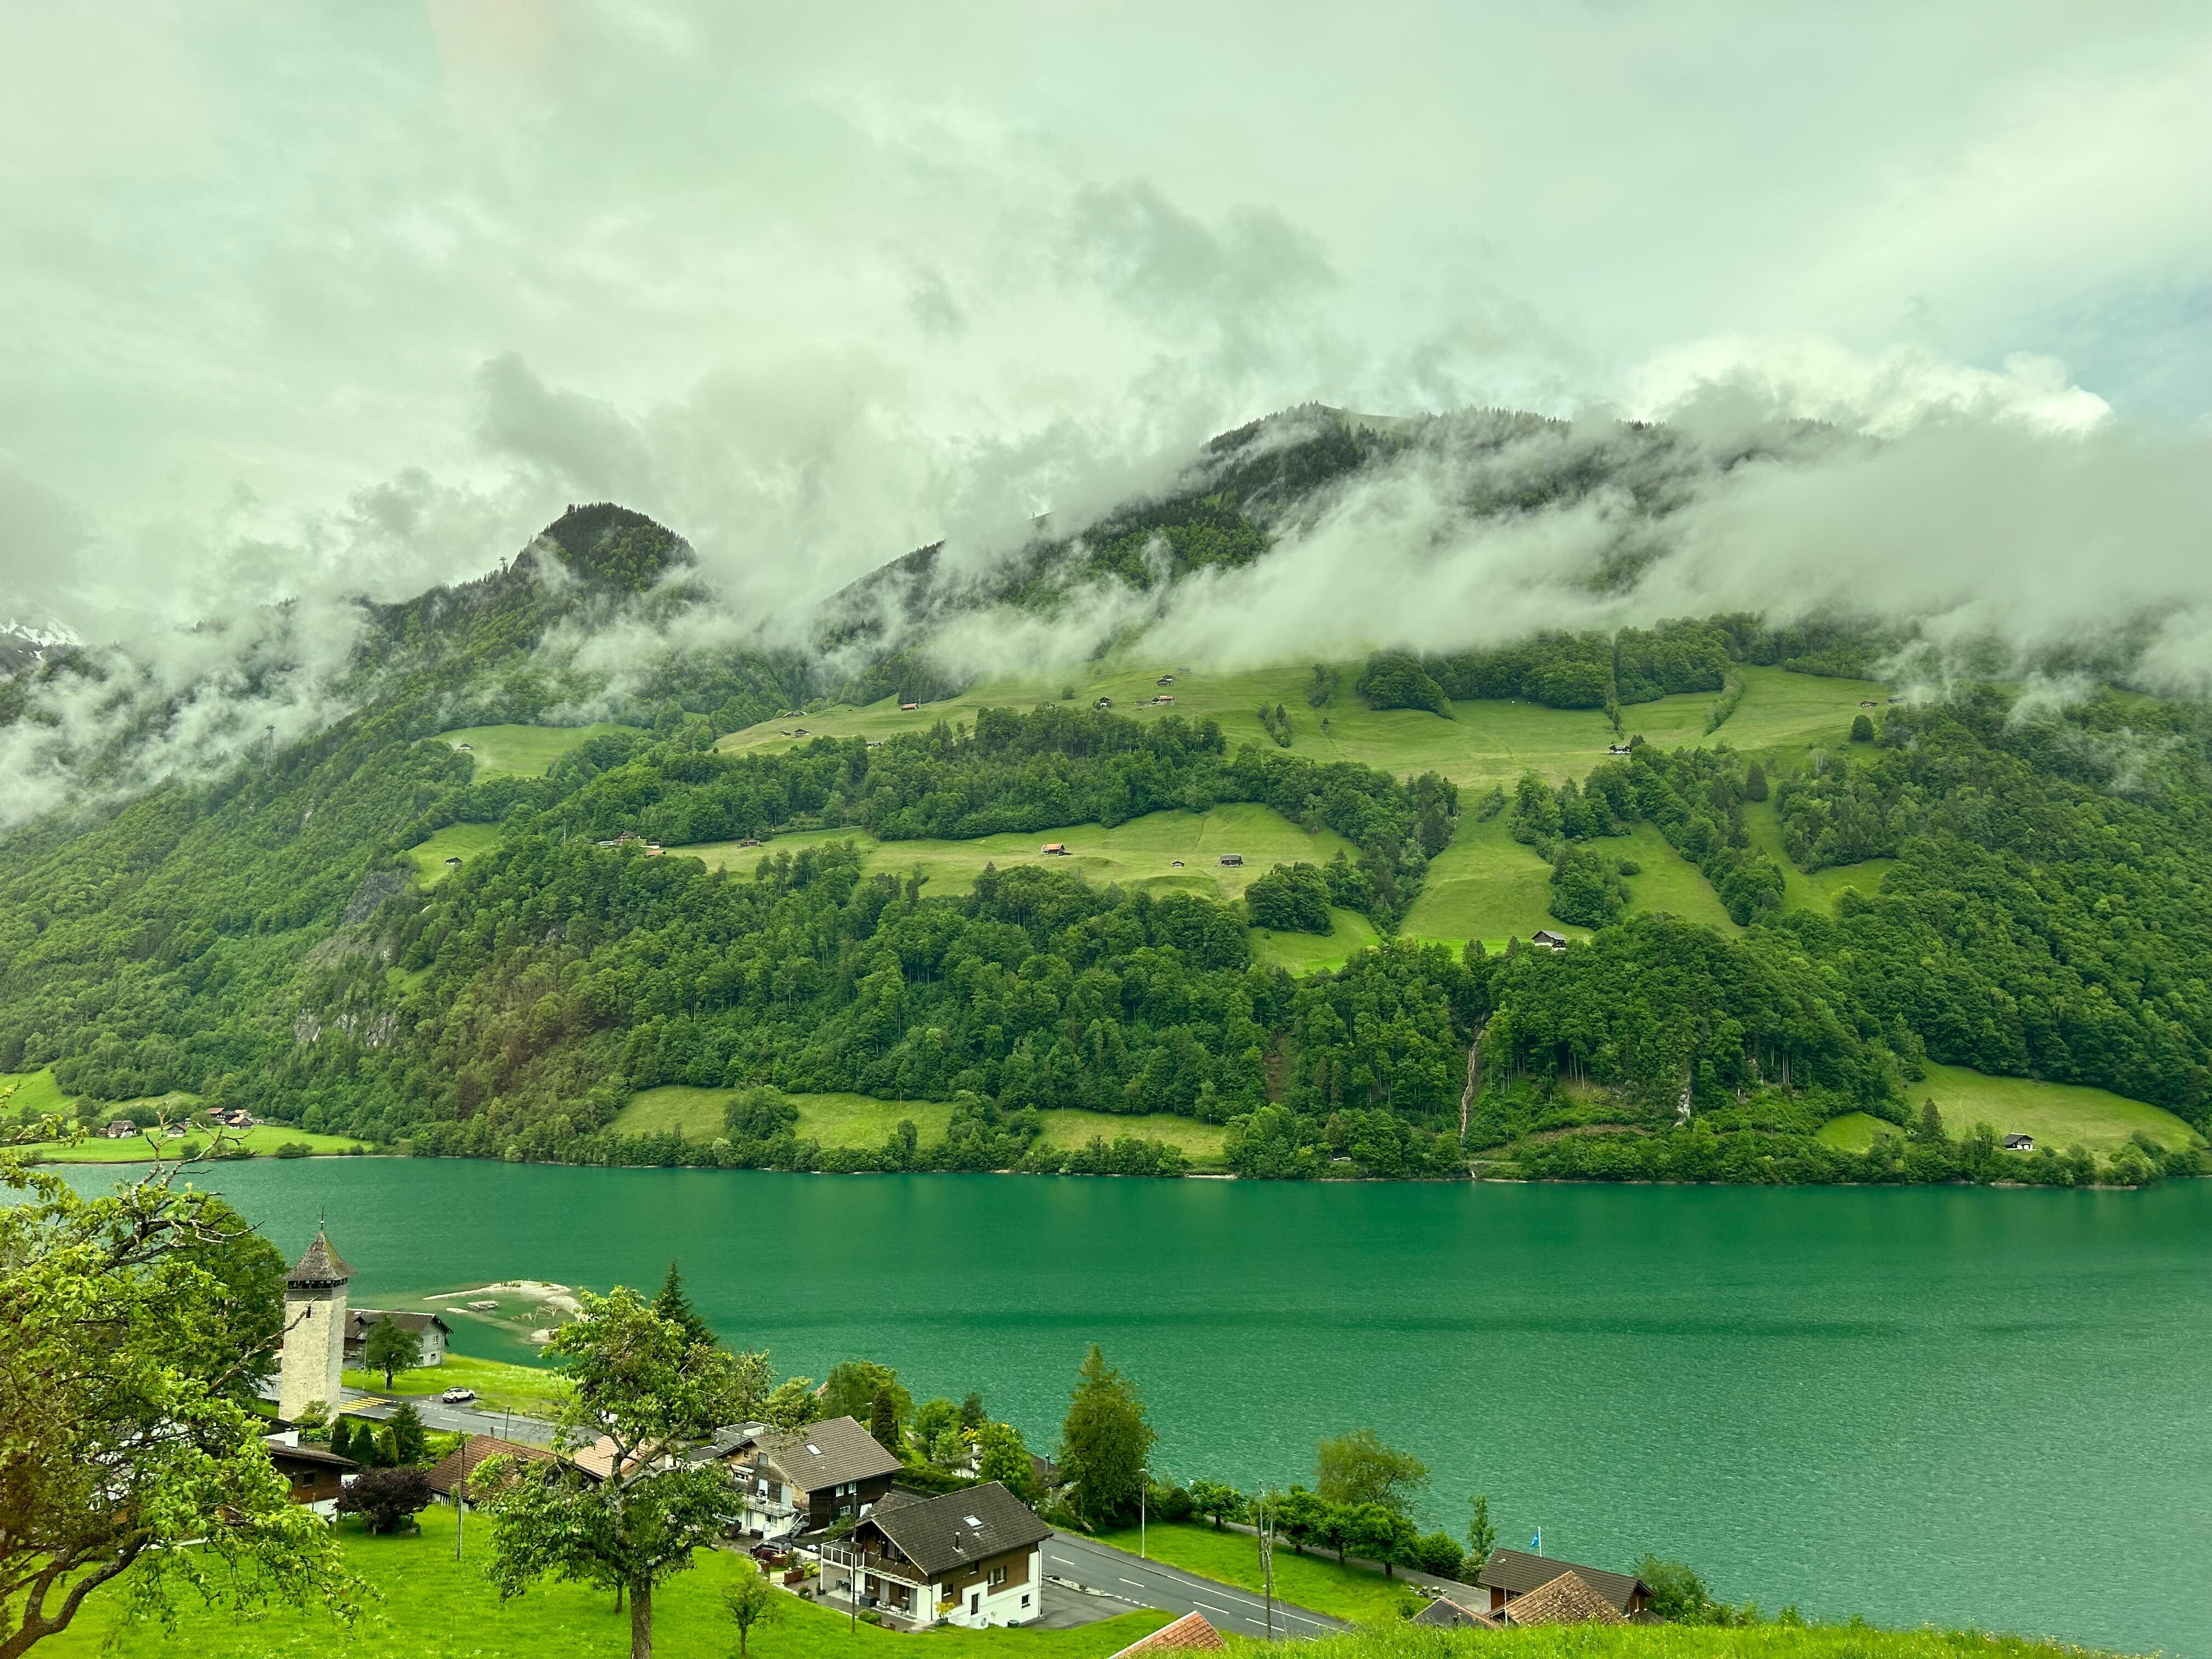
[0,0,2208,671]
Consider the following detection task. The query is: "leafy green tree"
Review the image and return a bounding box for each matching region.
[1849,714,1875,742]
[721,1561,781,1658]
[1911,1098,1948,1144]
[1246,863,1334,934]
[1742,761,1768,802]
[1316,1428,1429,1517]
[1408,1531,1464,1578]
[820,1361,910,1429]
[1549,844,1627,928]
[958,1391,988,1431]
[363,1318,424,1389]
[1185,1479,1244,1530]
[1465,1494,1497,1573]
[326,1417,354,1463]
[1273,1487,1328,1556]
[974,1421,1040,1502]
[477,1286,767,1659]
[1342,1503,1419,1576]
[651,1259,714,1348]
[1056,1345,1156,1529]
[1637,1555,1733,1623]
[760,1377,817,1431]
[0,1162,354,1657]
[336,1466,434,1534]
[912,1397,960,1460]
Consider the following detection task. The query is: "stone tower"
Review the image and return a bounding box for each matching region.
[277,1230,353,1423]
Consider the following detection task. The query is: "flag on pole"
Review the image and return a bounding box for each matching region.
[1531,1527,1542,1552]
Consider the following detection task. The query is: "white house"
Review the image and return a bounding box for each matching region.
[819,1482,1049,1629]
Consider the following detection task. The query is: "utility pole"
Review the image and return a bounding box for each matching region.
[1256,1489,1276,1641]
[1139,1465,1147,1560]
[455,1460,466,1560]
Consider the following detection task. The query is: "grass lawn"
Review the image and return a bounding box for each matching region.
[714,662,1889,794]
[610,1084,738,1139]
[1615,822,1740,933]
[17,1125,371,1163]
[1086,1521,1416,1625]
[1252,908,1381,974]
[436,722,639,778]
[0,1066,75,1119]
[680,803,1356,905]
[344,1352,572,1418]
[406,821,505,881]
[793,1092,958,1148]
[1741,800,1892,915]
[1914,1063,2202,1154]
[44,1504,1169,1659]
[1033,1109,1228,1164]
[1815,1111,1901,1153]
[1297,1623,2125,1659]
[1398,814,1575,949]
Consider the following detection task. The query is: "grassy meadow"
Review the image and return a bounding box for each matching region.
[43,1504,1169,1659]
[406,820,505,881]
[1251,907,1383,973]
[1913,1064,2201,1153]
[680,802,1357,904]
[1295,1624,2133,1659]
[343,1352,571,1418]
[613,1086,1231,1165]
[714,662,1889,792]
[1741,801,1892,914]
[15,1125,370,1163]
[1398,815,1577,949]
[436,722,637,778]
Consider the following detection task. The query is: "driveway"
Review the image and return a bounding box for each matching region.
[1043,1532,1346,1640]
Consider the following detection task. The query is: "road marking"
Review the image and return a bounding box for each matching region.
[1119,1578,1146,1588]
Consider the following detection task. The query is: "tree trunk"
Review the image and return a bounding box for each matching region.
[629,1579,652,1659]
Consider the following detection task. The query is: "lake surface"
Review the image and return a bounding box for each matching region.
[43,1161,2212,1656]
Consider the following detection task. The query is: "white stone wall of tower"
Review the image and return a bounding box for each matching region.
[277,1279,349,1421]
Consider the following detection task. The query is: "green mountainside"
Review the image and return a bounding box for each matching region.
[3,415,2209,1186]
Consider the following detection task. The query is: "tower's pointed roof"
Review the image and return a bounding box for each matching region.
[286,1230,354,1288]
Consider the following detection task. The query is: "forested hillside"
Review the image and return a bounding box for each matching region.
[4,414,2210,1188]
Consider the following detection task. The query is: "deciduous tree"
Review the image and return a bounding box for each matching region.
[363,1317,423,1388]
[336,1466,435,1534]
[0,1161,353,1658]
[477,1286,767,1659]
[1316,1428,1429,1518]
[721,1562,781,1658]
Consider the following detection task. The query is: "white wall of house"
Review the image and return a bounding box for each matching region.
[941,1548,1041,1629]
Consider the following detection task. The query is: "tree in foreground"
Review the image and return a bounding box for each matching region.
[1056,1344,1156,1529]
[477,1286,770,1659]
[1316,1428,1429,1518]
[363,1317,423,1389]
[868,1388,901,1454]
[721,1561,781,1658]
[0,1158,353,1657]
[386,1402,428,1465]
[820,1359,911,1427]
[336,1466,435,1534]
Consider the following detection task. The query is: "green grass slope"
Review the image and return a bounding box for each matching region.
[1296,1623,2132,1659]
[679,803,1355,904]
[1033,1109,1228,1163]
[405,821,505,881]
[437,722,639,778]
[44,1504,1167,1659]
[716,663,1887,793]
[17,1125,369,1163]
[1915,1064,2202,1154]
[1399,815,1574,949]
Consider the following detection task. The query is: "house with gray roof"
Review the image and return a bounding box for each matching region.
[819,1481,1050,1629]
[710,1415,904,1542]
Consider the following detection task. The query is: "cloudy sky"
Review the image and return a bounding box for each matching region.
[2,0,2209,641]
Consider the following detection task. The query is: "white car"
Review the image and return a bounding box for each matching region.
[441,1387,478,1404]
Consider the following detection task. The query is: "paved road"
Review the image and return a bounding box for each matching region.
[337,1386,556,1445]
[1043,1533,1345,1641]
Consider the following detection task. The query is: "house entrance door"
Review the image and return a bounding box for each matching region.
[969,1592,980,1616]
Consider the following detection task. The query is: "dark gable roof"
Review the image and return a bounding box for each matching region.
[758,1415,904,1492]
[861,1481,1050,1578]
[286,1231,354,1287]
[266,1438,357,1471]
[425,1434,580,1495]
[1477,1550,1648,1612]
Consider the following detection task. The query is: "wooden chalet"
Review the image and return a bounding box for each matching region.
[708,1415,904,1542]
[263,1436,357,1517]
[1476,1549,1651,1621]
[819,1481,1049,1629]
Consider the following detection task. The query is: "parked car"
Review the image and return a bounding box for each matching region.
[441,1386,478,1404]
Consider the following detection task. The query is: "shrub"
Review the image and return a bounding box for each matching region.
[273,1140,313,1159]
[1849,713,1875,742]
[336,1465,434,1534]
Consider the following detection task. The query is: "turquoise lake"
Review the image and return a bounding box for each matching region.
[46,1161,2212,1655]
